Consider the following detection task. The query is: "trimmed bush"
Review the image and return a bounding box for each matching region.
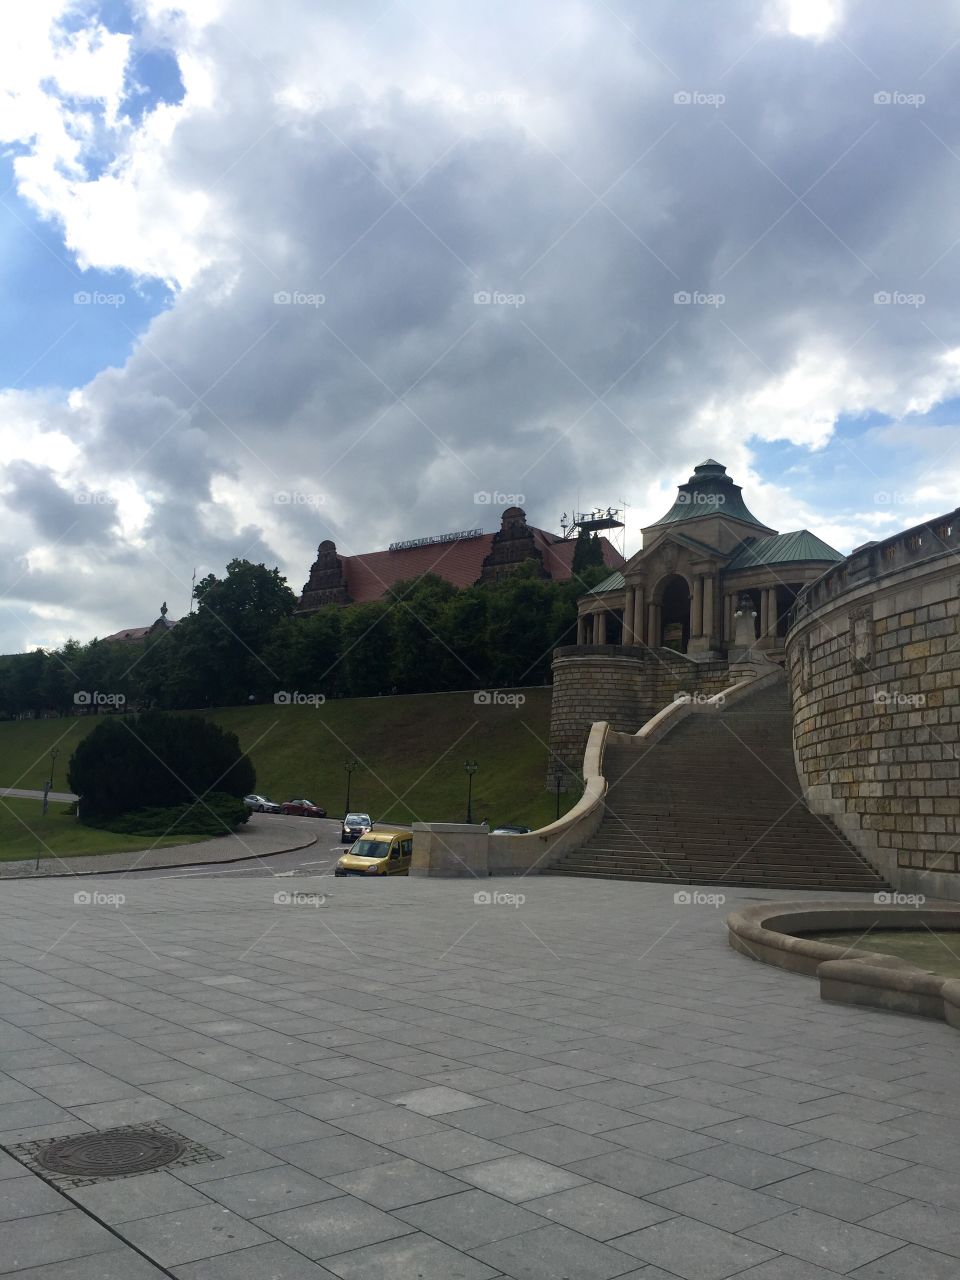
[68,711,255,822]
[96,792,249,837]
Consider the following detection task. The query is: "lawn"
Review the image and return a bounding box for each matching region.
[0,798,209,862]
[0,686,577,832]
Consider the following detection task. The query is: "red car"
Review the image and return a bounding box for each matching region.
[280,798,327,817]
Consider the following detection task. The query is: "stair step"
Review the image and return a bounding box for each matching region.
[544,679,889,891]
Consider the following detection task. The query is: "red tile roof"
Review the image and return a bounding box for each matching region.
[340,529,623,603]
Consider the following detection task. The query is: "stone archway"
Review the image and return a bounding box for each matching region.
[655,574,692,652]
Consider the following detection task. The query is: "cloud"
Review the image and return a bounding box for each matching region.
[2,0,960,650]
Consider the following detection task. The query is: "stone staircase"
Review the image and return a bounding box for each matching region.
[544,680,889,892]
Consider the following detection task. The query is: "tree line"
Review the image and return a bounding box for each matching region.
[0,556,611,717]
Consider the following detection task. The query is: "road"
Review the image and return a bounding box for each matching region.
[0,787,77,802]
[132,814,348,879]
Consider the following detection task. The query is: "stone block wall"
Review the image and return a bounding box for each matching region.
[787,512,960,899]
[548,645,728,779]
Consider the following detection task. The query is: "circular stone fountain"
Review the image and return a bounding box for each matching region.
[726,899,960,1028]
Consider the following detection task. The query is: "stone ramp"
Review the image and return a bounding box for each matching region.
[544,681,890,891]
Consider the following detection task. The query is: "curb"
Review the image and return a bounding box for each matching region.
[0,828,322,881]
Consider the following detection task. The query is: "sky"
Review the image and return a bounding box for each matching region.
[1,0,960,651]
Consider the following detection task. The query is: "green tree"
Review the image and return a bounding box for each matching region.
[68,710,255,820]
[485,565,555,686]
[5,650,48,715]
[340,602,392,696]
[572,527,605,572]
[441,586,491,689]
[39,640,83,715]
[263,607,344,699]
[387,575,459,693]
[167,560,297,706]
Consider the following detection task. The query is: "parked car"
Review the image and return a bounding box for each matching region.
[280,798,327,817]
[491,824,532,835]
[341,812,372,844]
[335,827,413,876]
[243,794,281,813]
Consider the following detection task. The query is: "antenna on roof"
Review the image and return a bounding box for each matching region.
[616,497,629,559]
[559,504,625,539]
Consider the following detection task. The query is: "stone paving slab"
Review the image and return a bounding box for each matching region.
[0,875,957,1277]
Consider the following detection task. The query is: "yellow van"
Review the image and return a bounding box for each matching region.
[334,827,413,876]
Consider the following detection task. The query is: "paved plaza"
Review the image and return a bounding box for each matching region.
[0,873,958,1278]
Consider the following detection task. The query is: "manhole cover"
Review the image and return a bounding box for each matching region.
[38,1129,186,1177]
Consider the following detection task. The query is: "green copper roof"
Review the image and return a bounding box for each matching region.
[587,570,625,594]
[726,530,843,571]
[648,460,771,531]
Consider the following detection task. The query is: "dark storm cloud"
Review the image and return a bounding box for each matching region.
[3,0,960,649]
[2,461,119,545]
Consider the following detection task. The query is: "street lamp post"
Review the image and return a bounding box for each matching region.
[464,760,478,824]
[42,747,60,817]
[343,760,359,818]
[553,769,563,821]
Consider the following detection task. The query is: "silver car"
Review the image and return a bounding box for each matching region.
[243,794,281,813]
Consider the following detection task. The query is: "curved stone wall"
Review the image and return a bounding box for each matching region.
[547,645,728,779]
[786,510,960,899]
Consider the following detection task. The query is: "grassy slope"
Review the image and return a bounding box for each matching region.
[0,798,207,861]
[0,687,576,831]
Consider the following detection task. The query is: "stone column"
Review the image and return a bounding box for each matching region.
[647,602,659,648]
[759,588,768,638]
[634,586,645,645]
[623,586,636,644]
[596,610,607,645]
[766,587,779,639]
[724,593,733,642]
[702,575,714,643]
[691,576,703,637]
[576,613,587,645]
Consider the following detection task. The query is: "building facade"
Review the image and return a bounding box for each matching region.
[575,459,842,658]
[102,603,178,645]
[548,459,844,776]
[297,506,624,611]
